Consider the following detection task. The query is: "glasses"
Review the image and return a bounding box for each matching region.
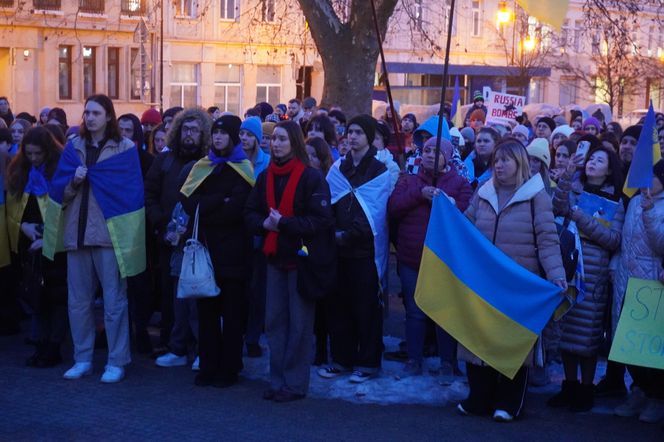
[182,126,200,135]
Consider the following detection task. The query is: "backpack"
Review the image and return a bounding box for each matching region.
[530,200,579,281]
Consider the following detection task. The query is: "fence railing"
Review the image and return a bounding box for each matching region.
[79,0,105,13]
[33,0,61,10]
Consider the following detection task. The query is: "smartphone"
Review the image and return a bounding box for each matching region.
[576,141,591,161]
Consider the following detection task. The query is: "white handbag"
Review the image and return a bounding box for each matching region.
[176,205,220,299]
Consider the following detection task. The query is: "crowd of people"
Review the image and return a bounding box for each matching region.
[1,92,663,423]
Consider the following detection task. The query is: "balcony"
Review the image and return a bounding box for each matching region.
[121,0,144,15]
[33,0,61,10]
[79,0,104,14]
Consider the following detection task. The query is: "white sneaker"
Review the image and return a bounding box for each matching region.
[156,352,187,368]
[317,366,347,379]
[615,387,648,417]
[349,370,376,383]
[100,365,125,383]
[63,362,93,380]
[191,356,200,371]
[639,399,664,423]
[493,409,514,422]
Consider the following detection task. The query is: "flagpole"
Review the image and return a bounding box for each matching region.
[369,0,404,164]
[433,0,457,181]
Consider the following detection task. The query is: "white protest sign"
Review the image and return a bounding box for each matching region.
[484,90,525,125]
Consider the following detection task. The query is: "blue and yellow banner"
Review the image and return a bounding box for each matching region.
[624,102,662,197]
[415,195,563,379]
[43,142,146,278]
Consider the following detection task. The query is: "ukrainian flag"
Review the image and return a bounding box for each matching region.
[43,142,146,278]
[180,145,255,198]
[0,177,10,268]
[451,76,463,129]
[415,195,563,379]
[623,103,662,197]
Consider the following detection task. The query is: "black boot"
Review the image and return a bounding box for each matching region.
[547,380,579,408]
[26,342,47,367]
[36,342,62,368]
[570,383,594,412]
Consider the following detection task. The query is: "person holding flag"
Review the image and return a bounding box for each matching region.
[43,94,146,383]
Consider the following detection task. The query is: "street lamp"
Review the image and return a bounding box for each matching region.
[522,36,536,52]
[496,1,512,25]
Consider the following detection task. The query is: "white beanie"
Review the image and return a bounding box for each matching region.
[550,124,574,141]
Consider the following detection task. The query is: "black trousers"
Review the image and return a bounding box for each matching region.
[464,363,529,417]
[628,365,664,399]
[328,256,383,370]
[157,245,175,347]
[197,278,248,379]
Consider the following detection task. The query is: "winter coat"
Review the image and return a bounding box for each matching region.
[244,165,334,270]
[333,146,388,259]
[552,174,624,356]
[145,150,204,239]
[179,162,253,279]
[62,136,135,251]
[388,166,472,270]
[459,174,565,366]
[612,192,664,336]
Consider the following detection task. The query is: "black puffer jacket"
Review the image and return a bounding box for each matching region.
[244,164,334,270]
[333,146,387,259]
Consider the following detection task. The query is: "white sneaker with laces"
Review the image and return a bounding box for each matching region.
[63,362,93,380]
[493,409,514,422]
[317,366,346,379]
[155,352,187,368]
[615,387,648,417]
[639,399,664,423]
[349,370,376,383]
[191,356,200,371]
[100,365,125,383]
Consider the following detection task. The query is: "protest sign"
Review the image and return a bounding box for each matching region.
[483,90,525,125]
[609,278,664,370]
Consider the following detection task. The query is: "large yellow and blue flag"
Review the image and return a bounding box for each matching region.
[0,176,10,268]
[43,142,146,278]
[517,0,569,30]
[180,144,255,198]
[623,103,662,197]
[415,195,563,379]
[451,76,463,129]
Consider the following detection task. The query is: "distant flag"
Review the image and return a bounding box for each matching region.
[623,102,662,197]
[516,0,569,30]
[415,194,563,379]
[451,77,463,128]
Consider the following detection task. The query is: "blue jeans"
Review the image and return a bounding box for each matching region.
[399,263,457,364]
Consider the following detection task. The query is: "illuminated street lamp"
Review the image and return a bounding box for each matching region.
[497,2,512,25]
[522,36,537,52]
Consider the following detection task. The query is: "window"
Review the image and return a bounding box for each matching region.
[170,63,198,108]
[79,0,104,13]
[107,48,120,99]
[176,0,195,17]
[214,64,241,114]
[130,48,141,100]
[261,0,275,23]
[83,46,96,99]
[444,0,456,36]
[34,0,60,10]
[0,0,14,6]
[559,19,569,49]
[573,20,582,52]
[220,0,236,20]
[256,65,280,106]
[414,0,423,30]
[471,1,481,37]
[58,45,72,100]
[591,34,600,55]
[559,77,578,106]
[121,0,144,14]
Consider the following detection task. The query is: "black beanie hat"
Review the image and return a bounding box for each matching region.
[622,125,642,142]
[537,116,556,132]
[654,159,664,187]
[212,115,242,146]
[347,114,376,146]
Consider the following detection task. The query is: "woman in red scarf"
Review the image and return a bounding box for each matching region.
[245,121,334,402]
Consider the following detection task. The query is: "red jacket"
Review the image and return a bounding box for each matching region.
[388,167,472,269]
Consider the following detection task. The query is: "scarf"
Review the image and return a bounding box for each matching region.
[263,157,306,257]
[208,143,247,171]
[24,165,49,196]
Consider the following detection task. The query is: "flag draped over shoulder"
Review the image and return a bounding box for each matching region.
[516,0,569,30]
[180,145,255,198]
[0,177,10,268]
[451,77,463,129]
[415,195,562,379]
[43,142,146,278]
[623,103,662,197]
[327,161,391,292]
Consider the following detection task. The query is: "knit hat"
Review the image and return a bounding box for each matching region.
[240,116,263,141]
[526,138,551,168]
[212,115,242,146]
[424,137,454,164]
[583,117,601,132]
[469,109,486,123]
[551,124,574,140]
[347,114,376,146]
[512,124,530,140]
[141,108,162,125]
[537,116,556,133]
[460,127,475,143]
[449,127,465,146]
[654,159,664,186]
[262,121,276,139]
[473,90,484,102]
[265,113,280,123]
[622,125,642,141]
